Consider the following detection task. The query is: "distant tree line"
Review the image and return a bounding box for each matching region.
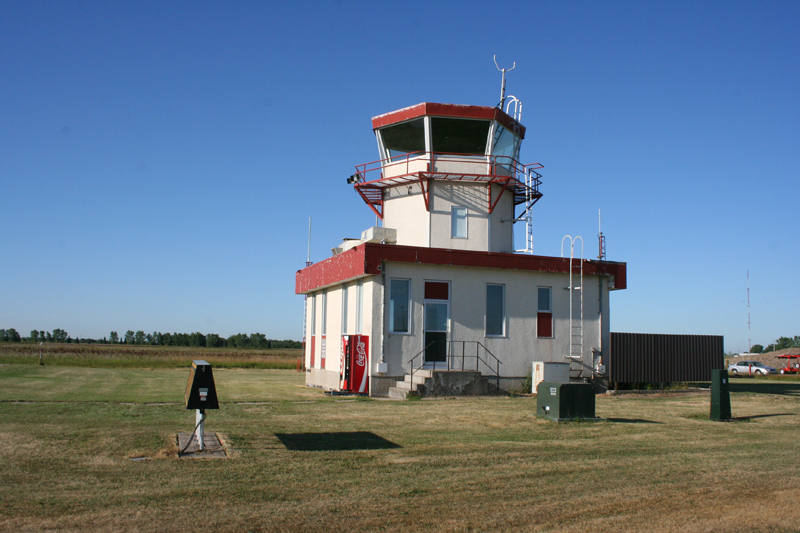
[750,335,800,354]
[0,328,301,349]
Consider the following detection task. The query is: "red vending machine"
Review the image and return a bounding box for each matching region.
[340,335,369,394]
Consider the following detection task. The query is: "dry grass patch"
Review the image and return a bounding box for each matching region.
[2,368,800,531]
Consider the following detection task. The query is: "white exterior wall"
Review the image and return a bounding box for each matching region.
[383,185,429,247]
[385,182,515,253]
[304,278,379,391]
[379,262,610,379]
[488,183,514,253]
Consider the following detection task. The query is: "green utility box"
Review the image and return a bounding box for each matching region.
[536,381,596,421]
[185,360,219,410]
[710,369,731,421]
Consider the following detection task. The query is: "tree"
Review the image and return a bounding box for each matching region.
[134,331,145,345]
[750,344,763,354]
[206,333,221,348]
[109,331,119,344]
[188,332,206,347]
[51,329,68,343]
[251,333,267,349]
[30,330,39,343]
[124,330,135,344]
[5,328,20,342]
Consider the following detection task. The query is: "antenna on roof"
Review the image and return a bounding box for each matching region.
[747,270,751,352]
[494,55,515,108]
[597,209,607,260]
[306,217,313,267]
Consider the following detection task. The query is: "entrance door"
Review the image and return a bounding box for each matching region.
[424,302,448,366]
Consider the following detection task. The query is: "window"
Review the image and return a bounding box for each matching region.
[389,279,411,333]
[380,118,425,160]
[451,207,467,238]
[491,124,521,171]
[341,286,348,334]
[491,125,521,160]
[537,287,552,338]
[309,294,316,368]
[321,291,327,336]
[486,284,505,336]
[430,117,491,154]
[310,295,316,336]
[355,281,363,334]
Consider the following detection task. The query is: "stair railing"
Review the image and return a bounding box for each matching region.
[447,341,503,390]
[407,341,435,389]
[406,341,504,391]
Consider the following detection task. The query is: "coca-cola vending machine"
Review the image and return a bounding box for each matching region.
[340,335,369,394]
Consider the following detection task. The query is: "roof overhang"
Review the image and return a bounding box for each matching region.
[296,243,626,294]
[371,103,526,140]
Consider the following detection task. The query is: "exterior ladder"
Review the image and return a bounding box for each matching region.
[562,236,584,380]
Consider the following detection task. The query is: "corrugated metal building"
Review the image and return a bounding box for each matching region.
[608,332,724,383]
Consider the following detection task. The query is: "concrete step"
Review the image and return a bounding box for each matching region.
[411,369,434,378]
[392,380,417,391]
[387,387,410,400]
[404,374,428,385]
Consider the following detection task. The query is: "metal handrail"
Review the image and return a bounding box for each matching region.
[407,342,435,389]
[406,340,503,392]
[354,151,542,188]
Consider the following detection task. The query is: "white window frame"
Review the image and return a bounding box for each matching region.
[537,286,553,339]
[537,286,552,313]
[389,278,412,334]
[451,206,468,239]
[485,283,506,337]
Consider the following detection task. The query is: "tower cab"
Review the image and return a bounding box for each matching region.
[351,103,542,253]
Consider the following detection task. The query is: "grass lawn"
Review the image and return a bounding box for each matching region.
[2,365,800,532]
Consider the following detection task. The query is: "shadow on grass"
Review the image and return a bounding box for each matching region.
[732,413,795,421]
[275,432,401,451]
[604,418,663,424]
[729,380,800,397]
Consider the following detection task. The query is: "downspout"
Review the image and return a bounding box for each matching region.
[593,275,604,378]
[380,261,386,367]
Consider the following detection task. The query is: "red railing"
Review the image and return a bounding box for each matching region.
[354,151,541,187]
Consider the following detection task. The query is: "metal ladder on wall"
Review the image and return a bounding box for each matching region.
[562,236,584,380]
[514,166,541,254]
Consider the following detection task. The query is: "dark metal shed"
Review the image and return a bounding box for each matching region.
[609,332,724,383]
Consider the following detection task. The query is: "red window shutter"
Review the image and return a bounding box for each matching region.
[310,337,316,368]
[537,312,552,338]
[424,281,450,300]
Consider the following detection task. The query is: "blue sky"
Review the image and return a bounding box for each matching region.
[1,1,798,351]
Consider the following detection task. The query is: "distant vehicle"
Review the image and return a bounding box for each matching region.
[776,355,800,375]
[727,360,778,375]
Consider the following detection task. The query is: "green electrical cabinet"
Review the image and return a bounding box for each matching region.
[710,369,731,421]
[536,381,596,421]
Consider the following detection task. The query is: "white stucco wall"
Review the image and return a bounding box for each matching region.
[377,261,612,379]
[304,278,379,391]
[488,183,515,253]
[383,184,429,247]
[385,181,515,253]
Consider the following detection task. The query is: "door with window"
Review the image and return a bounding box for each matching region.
[423,281,450,366]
